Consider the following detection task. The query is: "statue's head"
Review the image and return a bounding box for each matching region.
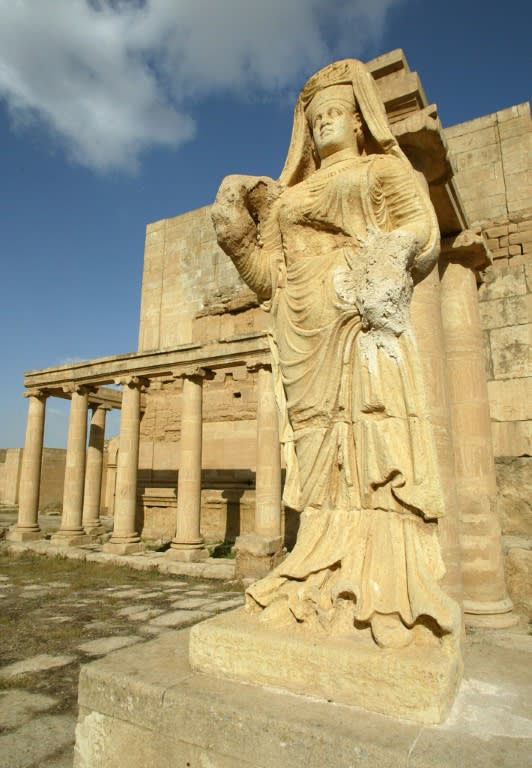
[304,83,364,162]
[280,59,401,186]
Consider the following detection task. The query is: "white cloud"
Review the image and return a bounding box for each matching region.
[0,0,401,172]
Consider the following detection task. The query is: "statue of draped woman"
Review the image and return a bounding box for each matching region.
[212,59,460,650]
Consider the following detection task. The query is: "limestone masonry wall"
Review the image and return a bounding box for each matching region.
[137,206,263,352]
[0,448,66,512]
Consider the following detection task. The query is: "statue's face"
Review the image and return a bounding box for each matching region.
[308,99,361,161]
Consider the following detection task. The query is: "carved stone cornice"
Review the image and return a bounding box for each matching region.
[440,229,491,272]
[392,105,453,186]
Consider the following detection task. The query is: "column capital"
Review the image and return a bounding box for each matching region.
[90,403,113,413]
[440,229,491,271]
[114,375,150,391]
[173,366,214,382]
[23,388,49,401]
[246,361,272,374]
[62,383,96,396]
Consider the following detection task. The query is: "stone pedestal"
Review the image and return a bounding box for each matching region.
[82,405,109,537]
[166,370,209,562]
[103,378,146,555]
[189,608,462,725]
[52,386,91,546]
[234,533,285,579]
[8,390,46,542]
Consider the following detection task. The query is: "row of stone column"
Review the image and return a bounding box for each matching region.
[8,366,283,565]
[9,384,110,544]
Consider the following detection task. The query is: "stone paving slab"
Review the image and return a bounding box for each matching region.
[0,714,75,768]
[77,636,143,656]
[0,690,58,730]
[148,608,212,628]
[0,654,76,680]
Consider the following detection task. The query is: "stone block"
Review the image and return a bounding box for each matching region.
[487,377,532,421]
[496,102,530,122]
[446,125,498,154]
[485,224,509,239]
[496,457,532,536]
[491,420,532,457]
[504,548,532,616]
[490,324,530,378]
[479,293,531,329]
[509,229,532,246]
[525,262,532,291]
[479,266,527,303]
[190,609,462,725]
[444,112,497,138]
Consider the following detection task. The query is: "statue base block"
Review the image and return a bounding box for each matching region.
[190,607,462,724]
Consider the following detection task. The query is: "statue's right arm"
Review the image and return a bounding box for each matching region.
[211,175,283,302]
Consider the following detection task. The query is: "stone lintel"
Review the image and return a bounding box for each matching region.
[189,609,462,725]
[23,335,270,393]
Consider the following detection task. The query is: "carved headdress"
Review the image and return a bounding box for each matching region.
[279,59,404,186]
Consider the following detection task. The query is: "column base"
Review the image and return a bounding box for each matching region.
[102,540,144,555]
[83,524,107,538]
[464,597,520,628]
[234,533,285,579]
[6,527,43,542]
[51,530,92,546]
[165,543,209,562]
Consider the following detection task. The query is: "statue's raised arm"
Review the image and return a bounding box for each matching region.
[212,174,283,302]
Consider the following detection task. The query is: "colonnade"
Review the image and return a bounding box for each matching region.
[8,366,283,563]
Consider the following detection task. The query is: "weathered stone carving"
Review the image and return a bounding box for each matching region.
[212,58,461,650]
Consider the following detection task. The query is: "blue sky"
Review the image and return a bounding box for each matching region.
[1,0,530,448]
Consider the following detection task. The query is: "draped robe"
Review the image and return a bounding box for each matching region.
[241,153,459,635]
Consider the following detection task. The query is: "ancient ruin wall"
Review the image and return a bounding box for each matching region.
[137,205,265,351]
[445,104,531,549]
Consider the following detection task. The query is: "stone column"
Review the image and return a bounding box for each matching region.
[82,404,110,536]
[103,378,147,555]
[166,368,209,562]
[440,233,516,627]
[235,363,284,579]
[52,385,92,546]
[410,266,464,607]
[7,389,47,541]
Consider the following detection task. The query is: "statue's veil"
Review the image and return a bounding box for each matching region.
[279,59,404,187]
